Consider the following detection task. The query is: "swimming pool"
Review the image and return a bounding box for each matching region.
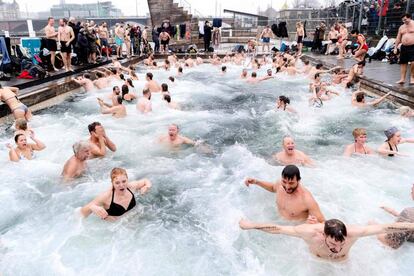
[0,62,413,275]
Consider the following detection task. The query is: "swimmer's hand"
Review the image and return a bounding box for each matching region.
[306,215,319,224]
[239,219,254,230]
[6,143,12,149]
[244,177,256,187]
[90,205,108,220]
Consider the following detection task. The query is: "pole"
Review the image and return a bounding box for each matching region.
[358,0,363,31]
[377,0,384,34]
[136,0,139,16]
[407,0,411,14]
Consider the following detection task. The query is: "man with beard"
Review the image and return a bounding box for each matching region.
[244,165,324,223]
[158,124,195,148]
[394,13,414,84]
[239,218,414,261]
[273,136,314,166]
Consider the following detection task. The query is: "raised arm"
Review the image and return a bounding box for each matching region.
[129,178,152,194]
[400,137,414,144]
[367,92,391,106]
[351,222,414,238]
[80,192,109,219]
[90,137,107,157]
[30,134,46,151]
[7,144,20,162]
[380,206,400,217]
[244,177,277,193]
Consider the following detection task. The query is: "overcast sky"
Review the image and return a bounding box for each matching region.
[15,0,295,17]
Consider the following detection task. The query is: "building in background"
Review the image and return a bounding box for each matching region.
[0,0,20,20]
[50,1,123,18]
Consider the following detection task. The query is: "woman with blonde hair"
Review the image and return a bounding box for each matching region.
[81,168,152,221]
[343,128,375,156]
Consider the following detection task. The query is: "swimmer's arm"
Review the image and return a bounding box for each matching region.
[305,193,325,223]
[343,145,353,157]
[245,178,277,193]
[351,223,414,237]
[8,147,19,162]
[400,138,414,144]
[90,138,106,157]
[129,178,152,194]
[303,154,315,167]
[6,86,19,94]
[380,206,400,217]
[81,193,109,218]
[376,143,403,156]
[368,92,391,106]
[183,136,196,146]
[239,219,310,238]
[30,137,46,151]
[104,136,116,152]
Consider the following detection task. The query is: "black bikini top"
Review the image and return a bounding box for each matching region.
[106,188,136,216]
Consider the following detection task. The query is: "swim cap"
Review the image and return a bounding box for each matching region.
[384,126,398,140]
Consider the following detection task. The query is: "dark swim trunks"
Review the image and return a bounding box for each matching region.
[46,39,57,52]
[399,44,414,64]
[60,41,71,53]
[262,37,270,43]
[385,207,414,249]
[297,36,303,44]
[331,39,338,44]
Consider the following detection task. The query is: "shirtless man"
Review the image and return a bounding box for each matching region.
[136,88,152,113]
[345,61,365,87]
[185,55,194,67]
[144,72,161,92]
[62,141,91,181]
[296,22,305,56]
[240,69,248,79]
[375,184,414,249]
[273,136,314,166]
[58,18,74,71]
[260,25,273,53]
[99,22,110,58]
[0,86,32,120]
[163,94,179,109]
[302,60,312,74]
[87,122,116,158]
[239,218,414,261]
[93,72,109,89]
[244,165,324,223]
[73,74,94,92]
[97,96,126,118]
[160,31,171,53]
[394,13,414,84]
[44,17,59,71]
[115,23,125,58]
[107,86,121,106]
[246,72,273,83]
[158,124,195,148]
[351,91,391,108]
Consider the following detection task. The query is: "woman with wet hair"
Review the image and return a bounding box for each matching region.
[276,95,296,113]
[343,128,375,156]
[377,127,414,157]
[7,133,46,162]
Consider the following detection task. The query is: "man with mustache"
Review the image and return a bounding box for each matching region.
[273,136,314,167]
[244,165,324,223]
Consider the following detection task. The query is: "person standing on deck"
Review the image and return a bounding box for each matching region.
[44,17,59,71]
[394,13,414,85]
[58,18,75,72]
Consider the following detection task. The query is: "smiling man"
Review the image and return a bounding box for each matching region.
[239,218,414,261]
[273,136,314,167]
[244,165,324,223]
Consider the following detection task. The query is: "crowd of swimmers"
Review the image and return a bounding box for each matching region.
[1,49,414,263]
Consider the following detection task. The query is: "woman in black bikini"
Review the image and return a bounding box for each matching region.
[81,167,152,221]
[377,127,414,157]
[343,128,375,157]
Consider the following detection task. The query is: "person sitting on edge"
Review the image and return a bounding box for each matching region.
[81,167,152,221]
[276,95,296,113]
[345,61,365,87]
[244,165,324,223]
[351,91,391,108]
[73,73,94,92]
[343,128,375,156]
[158,124,196,148]
[7,133,46,162]
[136,88,152,113]
[87,122,116,158]
[239,218,414,261]
[62,141,91,181]
[0,86,32,121]
[97,96,126,118]
[375,184,414,249]
[273,136,314,167]
[377,126,414,157]
[144,72,161,92]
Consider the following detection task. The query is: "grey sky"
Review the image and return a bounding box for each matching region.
[15,0,294,17]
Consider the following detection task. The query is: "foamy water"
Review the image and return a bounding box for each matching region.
[0,62,413,275]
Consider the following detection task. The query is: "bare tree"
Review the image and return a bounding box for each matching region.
[291,0,303,8]
[303,0,321,8]
[324,0,337,7]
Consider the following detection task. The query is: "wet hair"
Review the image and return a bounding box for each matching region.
[178,67,183,73]
[110,167,128,182]
[168,76,175,82]
[61,18,68,24]
[356,92,365,102]
[113,85,120,93]
[276,67,281,73]
[251,72,257,77]
[127,78,134,87]
[279,95,290,105]
[119,73,125,80]
[402,13,412,19]
[143,88,150,95]
[165,59,170,65]
[130,71,138,78]
[351,29,359,35]
[110,68,117,74]
[15,118,28,130]
[304,60,310,65]
[352,128,367,139]
[222,66,227,72]
[161,83,168,92]
[324,219,347,242]
[153,61,157,66]
[281,165,301,181]
[83,73,91,79]
[121,84,129,98]
[164,94,171,103]
[314,73,320,79]
[357,60,366,67]
[88,121,101,133]
[316,63,323,69]
[72,140,89,155]
[96,72,104,78]
[14,133,25,143]
[146,72,153,80]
